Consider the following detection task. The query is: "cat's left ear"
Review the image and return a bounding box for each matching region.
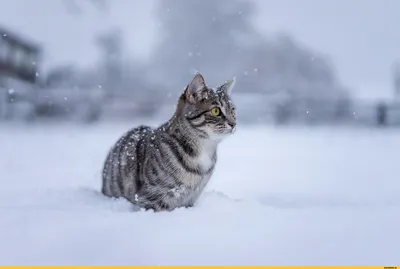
[219,77,236,96]
[185,73,207,103]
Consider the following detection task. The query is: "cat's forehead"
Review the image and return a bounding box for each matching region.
[201,87,220,101]
[201,87,234,106]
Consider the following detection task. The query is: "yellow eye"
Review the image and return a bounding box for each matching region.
[211,107,221,116]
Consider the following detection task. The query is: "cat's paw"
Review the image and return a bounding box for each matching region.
[184,203,195,209]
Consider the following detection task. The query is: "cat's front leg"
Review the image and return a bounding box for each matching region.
[184,197,197,209]
[184,203,194,209]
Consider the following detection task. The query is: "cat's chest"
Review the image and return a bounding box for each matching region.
[176,152,216,205]
[196,150,214,170]
[193,142,217,169]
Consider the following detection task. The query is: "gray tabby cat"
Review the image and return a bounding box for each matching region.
[101,73,236,212]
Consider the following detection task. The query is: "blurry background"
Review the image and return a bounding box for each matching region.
[2,0,400,126]
[1,1,400,264]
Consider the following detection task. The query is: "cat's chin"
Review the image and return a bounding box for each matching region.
[208,130,234,141]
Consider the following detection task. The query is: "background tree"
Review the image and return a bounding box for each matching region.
[150,0,261,91]
[150,0,352,123]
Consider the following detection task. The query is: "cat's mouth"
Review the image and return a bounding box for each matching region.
[214,127,235,136]
[225,123,236,134]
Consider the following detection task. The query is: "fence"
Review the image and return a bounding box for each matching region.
[1,86,400,128]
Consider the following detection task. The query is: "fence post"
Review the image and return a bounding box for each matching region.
[377,102,387,126]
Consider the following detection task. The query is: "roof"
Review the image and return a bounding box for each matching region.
[0,25,41,53]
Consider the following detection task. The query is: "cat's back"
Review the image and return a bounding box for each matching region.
[109,124,153,161]
[101,124,153,198]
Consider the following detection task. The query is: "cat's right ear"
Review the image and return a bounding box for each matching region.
[185,73,207,103]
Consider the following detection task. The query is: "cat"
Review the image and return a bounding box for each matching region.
[101,73,236,212]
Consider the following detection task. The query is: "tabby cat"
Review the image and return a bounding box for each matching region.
[101,73,236,212]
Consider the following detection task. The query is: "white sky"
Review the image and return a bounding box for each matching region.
[1,0,399,99]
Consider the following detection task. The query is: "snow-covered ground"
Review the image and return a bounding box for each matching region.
[1,121,399,265]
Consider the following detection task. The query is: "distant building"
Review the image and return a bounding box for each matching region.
[0,26,41,120]
[0,26,41,84]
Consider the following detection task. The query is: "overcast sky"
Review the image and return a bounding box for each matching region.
[1,0,399,99]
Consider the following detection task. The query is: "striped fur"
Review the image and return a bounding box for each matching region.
[101,74,236,212]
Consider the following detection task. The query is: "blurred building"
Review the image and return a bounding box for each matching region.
[0,26,41,120]
[0,26,40,83]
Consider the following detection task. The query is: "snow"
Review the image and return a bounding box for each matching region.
[0,122,399,265]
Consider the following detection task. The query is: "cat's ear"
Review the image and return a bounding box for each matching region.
[219,77,236,96]
[185,73,207,103]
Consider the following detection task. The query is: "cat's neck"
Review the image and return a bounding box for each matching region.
[163,115,219,152]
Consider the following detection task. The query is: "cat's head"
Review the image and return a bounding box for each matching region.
[177,73,236,141]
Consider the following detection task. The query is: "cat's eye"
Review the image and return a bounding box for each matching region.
[210,107,221,116]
